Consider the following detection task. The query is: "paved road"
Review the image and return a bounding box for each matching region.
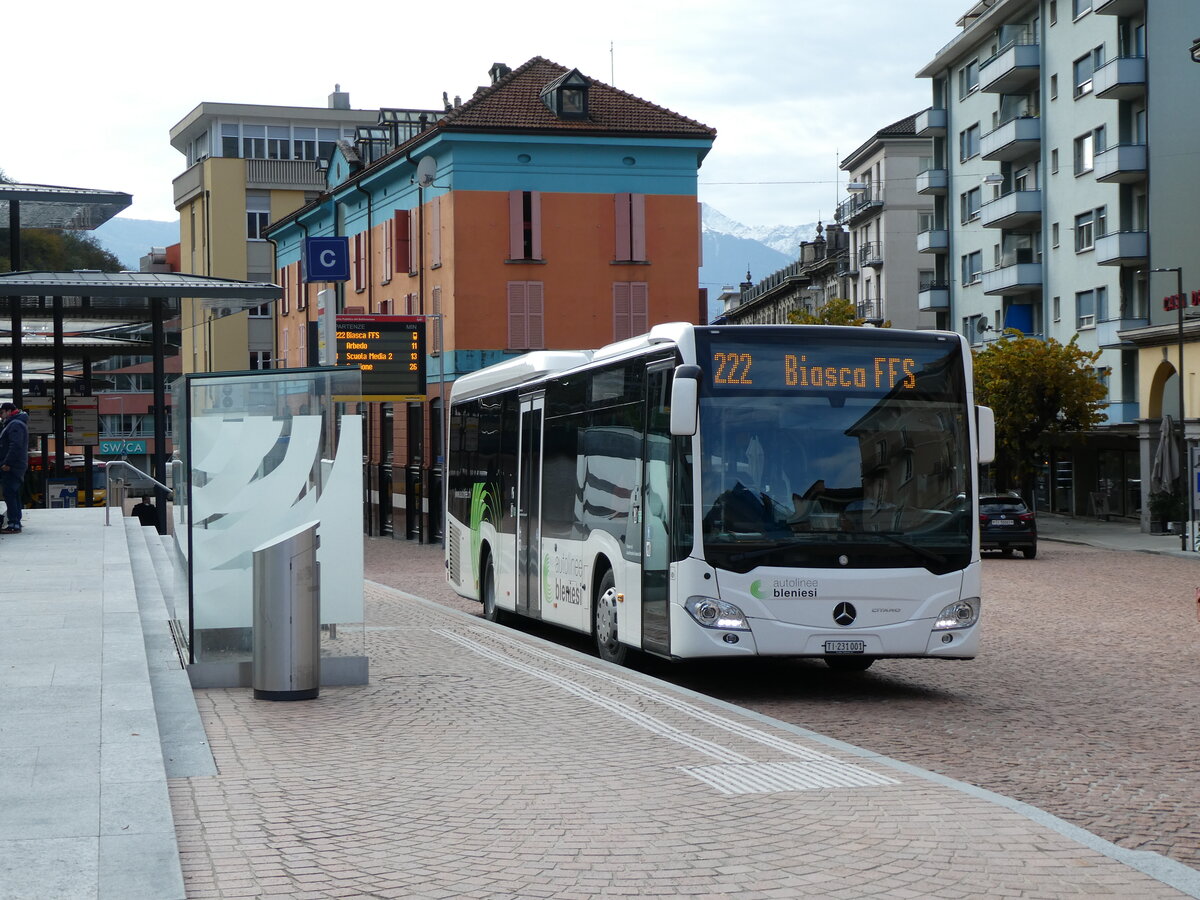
[367,537,1200,872]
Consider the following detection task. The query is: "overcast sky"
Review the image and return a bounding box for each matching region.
[3,0,972,229]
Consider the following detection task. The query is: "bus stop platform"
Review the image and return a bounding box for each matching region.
[3,507,1200,898]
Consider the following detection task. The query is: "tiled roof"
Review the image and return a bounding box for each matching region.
[438,57,716,139]
[875,112,919,137]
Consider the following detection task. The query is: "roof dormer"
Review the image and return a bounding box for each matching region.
[540,69,590,120]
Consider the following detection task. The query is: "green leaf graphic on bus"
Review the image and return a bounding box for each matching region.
[469,481,501,584]
[542,553,552,607]
[750,580,765,599]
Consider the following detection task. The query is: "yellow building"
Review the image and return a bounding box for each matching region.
[169,88,380,373]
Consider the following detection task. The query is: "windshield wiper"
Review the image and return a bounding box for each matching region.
[839,531,947,568]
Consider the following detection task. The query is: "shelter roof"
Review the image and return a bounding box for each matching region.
[0,183,132,230]
[0,271,280,299]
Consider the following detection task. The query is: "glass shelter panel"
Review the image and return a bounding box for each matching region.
[172,367,364,666]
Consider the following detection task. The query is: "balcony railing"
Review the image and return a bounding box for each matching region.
[1094,56,1146,100]
[1095,0,1144,15]
[981,116,1040,161]
[980,37,1040,94]
[858,242,883,268]
[1094,143,1147,184]
[983,260,1042,295]
[915,168,948,195]
[857,300,881,321]
[918,282,950,310]
[1096,315,1149,348]
[981,189,1043,229]
[245,158,327,190]
[915,107,947,136]
[836,189,884,225]
[917,228,948,254]
[1095,230,1148,266]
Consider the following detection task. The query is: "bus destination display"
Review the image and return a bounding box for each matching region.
[335,315,427,401]
[710,348,918,393]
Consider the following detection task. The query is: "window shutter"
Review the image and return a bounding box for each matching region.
[509,190,525,260]
[529,191,542,260]
[614,193,631,260]
[508,281,527,348]
[430,196,442,268]
[280,267,290,315]
[630,282,648,335]
[395,211,410,275]
[526,281,544,348]
[630,193,646,261]
[431,285,442,352]
[383,217,394,282]
[408,209,419,274]
[613,281,631,341]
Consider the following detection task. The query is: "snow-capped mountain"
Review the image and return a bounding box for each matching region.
[702,204,817,258]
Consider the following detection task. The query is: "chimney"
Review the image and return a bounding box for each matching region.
[489,62,512,85]
[328,83,350,110]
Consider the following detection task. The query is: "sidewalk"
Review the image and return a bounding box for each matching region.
[4,509,1200,898]
[1038,511,1200,558]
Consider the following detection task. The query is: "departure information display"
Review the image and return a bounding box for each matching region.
[335,315,426,401]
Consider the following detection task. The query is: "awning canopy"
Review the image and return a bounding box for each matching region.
[0,183,132,230]
[0,270,281,299]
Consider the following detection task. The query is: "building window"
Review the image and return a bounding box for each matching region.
[1050,73,1058,100]
[1051,148,1059,174]
[509,190,543,261]
[1073,47,1103,98]
[1052,222,1060,247]
[267,126,291,160]
[959,123,981,161]
[1053,296,1061,322]
[614,193,647,262]
[1050,0,1057,24]
[961,250,983,286]
[221,124,239,157]
[1075,206,1105,252]
[1073,132,1095,174]
[960,187,982,223]
[1076,289,1096,328]
[293,127,318,161]
[507,281,545,350]
[248,303,271,318]
[613,282,648,342]
[241,124,266,159]
[246,190,270,240]
[1073,0,1091,18]
[958,59,980,98]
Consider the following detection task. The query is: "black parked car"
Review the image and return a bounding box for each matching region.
[979,493,1037,558]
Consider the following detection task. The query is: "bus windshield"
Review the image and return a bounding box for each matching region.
[695,328,972,574]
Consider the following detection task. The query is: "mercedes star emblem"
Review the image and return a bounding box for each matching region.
[833,602,857,626]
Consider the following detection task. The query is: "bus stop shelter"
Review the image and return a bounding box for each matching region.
[0,271,281,530]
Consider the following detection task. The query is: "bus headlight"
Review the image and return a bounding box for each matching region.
[933,598,979,630]
[685,597,750,631]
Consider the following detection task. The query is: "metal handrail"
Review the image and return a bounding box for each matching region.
[104,460,173,526]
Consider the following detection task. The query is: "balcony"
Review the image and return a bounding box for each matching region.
[245,158,326,191]
[915,107,947,137]
[915,168,948,195]
[1100,401,1139,426]
[983,259,1042,295]
[1095,230,1148,266]
[836,189,884,225]
[981,116,1040,161]
[1095,0,1145,15]
[858,242,883,268]
[918,282,950,311]
[1096,315,1149,348]
[917,228,948,254]
[981,189,1042,229]
[1094,56,1146,100]
[1094,143,1147,183]
[980,40,1041,94]
[857,300,882,321]
[172,163,203,206]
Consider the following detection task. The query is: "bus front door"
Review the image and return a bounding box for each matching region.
[516,393,544,618]
[641,364,672,653]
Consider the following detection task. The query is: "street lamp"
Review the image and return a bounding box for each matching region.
[1144,266,1188,550]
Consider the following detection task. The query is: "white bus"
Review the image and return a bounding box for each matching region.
[445,323,995,670]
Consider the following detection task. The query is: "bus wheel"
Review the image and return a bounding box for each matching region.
[594,570,627,666]
[481,556,505,624]
[825,656,874,672]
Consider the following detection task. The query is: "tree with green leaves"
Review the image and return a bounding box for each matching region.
[787,296,891,327]
[973,329,1108,496]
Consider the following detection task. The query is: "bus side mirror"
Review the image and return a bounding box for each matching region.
[670,365,701,436]
[976,405,995,465]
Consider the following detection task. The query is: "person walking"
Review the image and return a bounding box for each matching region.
[0,402,30,534]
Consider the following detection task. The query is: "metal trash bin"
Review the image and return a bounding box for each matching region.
[252,520,321,700]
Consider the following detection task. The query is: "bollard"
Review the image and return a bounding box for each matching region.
[252,521,321,700]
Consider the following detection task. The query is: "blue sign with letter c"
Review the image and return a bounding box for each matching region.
[304,236,350,282]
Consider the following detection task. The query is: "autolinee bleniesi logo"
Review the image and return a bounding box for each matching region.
[750,577,818,599]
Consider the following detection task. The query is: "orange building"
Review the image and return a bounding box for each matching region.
[268,57,716,539]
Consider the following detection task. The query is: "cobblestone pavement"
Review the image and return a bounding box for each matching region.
[169,563,1191,899]
[362,535,1200,875]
